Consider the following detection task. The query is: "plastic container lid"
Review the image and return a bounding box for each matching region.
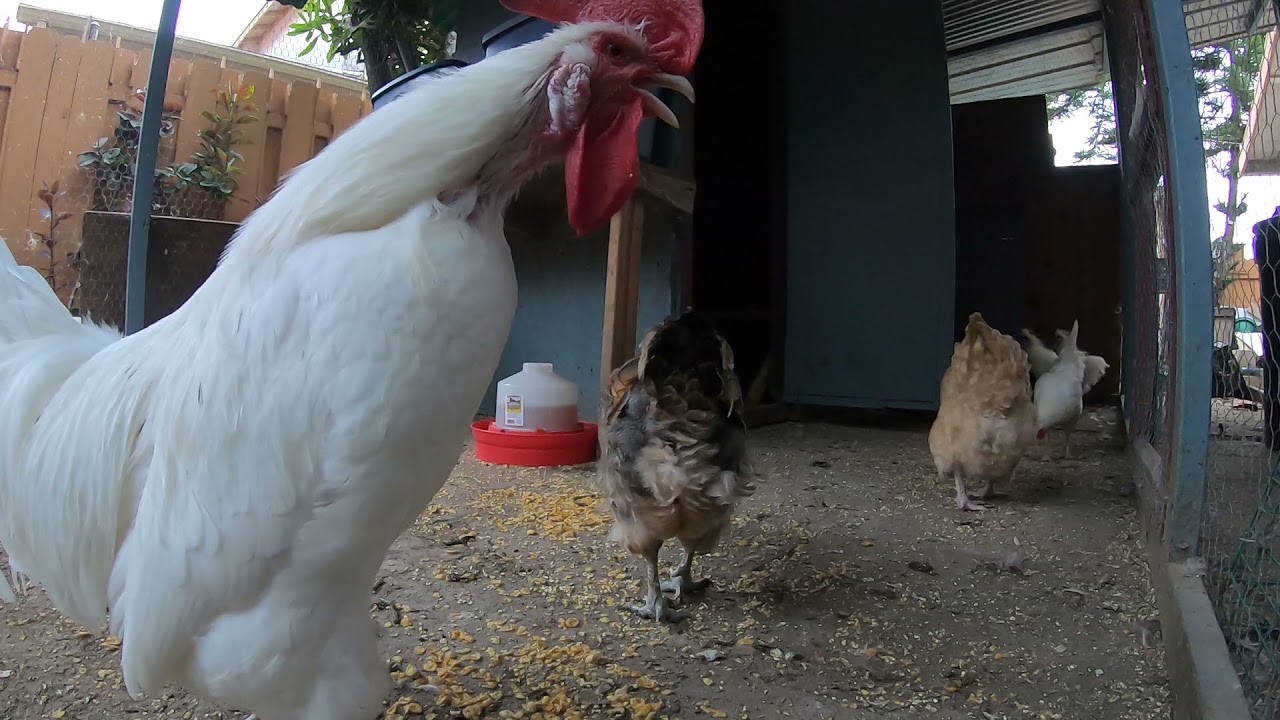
[369,59,470,111]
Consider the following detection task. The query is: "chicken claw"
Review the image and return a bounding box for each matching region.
[662,551,711,599]
[954,475,987,512]
[631,550,690,623]
[630,593,689,623]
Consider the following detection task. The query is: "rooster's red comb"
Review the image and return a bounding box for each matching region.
[499,0,703,75]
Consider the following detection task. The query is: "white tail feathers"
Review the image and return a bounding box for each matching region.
[0,238,84,342]
[0,238,123,611]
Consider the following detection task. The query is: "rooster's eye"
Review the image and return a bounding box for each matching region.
[606,43,623,59]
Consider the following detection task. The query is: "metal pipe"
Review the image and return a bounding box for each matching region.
[1147,0,1213,559]
[87,20,100,41]
[124,0,181,335]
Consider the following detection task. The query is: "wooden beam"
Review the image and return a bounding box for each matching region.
[600,199,645,387]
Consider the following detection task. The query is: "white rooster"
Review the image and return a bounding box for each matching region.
[1022,327,1109,395]
[1031,321,1100,460]
[0,0,702,718]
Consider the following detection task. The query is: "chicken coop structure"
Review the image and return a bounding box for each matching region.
[453,1,1261,716]
[16,0,1270,716]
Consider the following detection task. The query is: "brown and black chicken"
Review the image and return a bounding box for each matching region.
[599,311,759,623]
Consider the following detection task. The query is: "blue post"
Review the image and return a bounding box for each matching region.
[124,0,182,336]
[1147,0,1213,558]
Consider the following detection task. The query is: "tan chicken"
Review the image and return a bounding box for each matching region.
[599,311,758,623]
[929,313,1039,512]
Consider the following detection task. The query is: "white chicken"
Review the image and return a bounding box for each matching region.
[1022,326,1110,395]
[0,1,702,718]
[1032,321,1092,460]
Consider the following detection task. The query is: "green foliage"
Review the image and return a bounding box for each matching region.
[28,179,80,308]
[77,84,258,215]
[287,0,459,92]
[181,83,259,202]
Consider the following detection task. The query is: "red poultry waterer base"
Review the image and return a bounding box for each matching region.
[471,420,599,467]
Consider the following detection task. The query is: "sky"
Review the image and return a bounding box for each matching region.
[2,0,1274,259]
[0,0,264,45]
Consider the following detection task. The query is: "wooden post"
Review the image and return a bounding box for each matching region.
[600,198,645,387]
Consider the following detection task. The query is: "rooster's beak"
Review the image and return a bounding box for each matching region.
[638,73,695,129]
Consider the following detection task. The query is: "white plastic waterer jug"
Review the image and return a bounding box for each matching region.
[495,362,580,432]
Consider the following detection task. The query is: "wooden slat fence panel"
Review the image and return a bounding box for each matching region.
[0,27,371,301]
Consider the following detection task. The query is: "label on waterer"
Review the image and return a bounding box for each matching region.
[504,394,524,427]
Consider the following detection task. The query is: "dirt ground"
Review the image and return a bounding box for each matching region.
[0,412,1169,720]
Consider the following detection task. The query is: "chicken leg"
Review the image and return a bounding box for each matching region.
[630,545,688,623]
[1061,425,1074,460]
[953,472,987,512]
[662,546,712,599]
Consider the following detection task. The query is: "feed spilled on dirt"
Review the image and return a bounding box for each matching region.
[0,415,1167,719]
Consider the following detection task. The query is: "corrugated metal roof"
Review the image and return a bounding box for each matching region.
[1185,0,1276,48]
[950,24,1104,104]
[943,0,1098,53]
[944,0,1104,103]
[944,0,1278,104]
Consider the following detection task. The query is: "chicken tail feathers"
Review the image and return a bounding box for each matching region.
[0,240,124,617]
[943,313,1032,409]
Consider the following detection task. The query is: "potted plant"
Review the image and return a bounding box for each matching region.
[286,0,462,100]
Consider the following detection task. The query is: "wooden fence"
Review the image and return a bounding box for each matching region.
[0,26,371,272]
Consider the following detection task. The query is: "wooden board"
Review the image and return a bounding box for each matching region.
[260,77,288,191]
[25,34,83,270]
[600,199,645,385]
[175,59,221,166]
[108,47,136,101]
[228,69,270,221]
[130,46,152,92]
[0,30,23,172]
[331,91,363,139]
[0,28,56,253]
[57,38,114,251]
[158,57,190,170]
[278,79,318,177]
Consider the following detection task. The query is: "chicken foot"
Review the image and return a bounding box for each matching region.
[661,547,712,600]
[953,473,987,512]
[630,546,688,623]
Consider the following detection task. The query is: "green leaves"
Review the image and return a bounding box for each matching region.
[288,0,459,92]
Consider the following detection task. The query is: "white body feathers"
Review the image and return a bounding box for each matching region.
[1033,322,1087,432]
[0,23,605,720]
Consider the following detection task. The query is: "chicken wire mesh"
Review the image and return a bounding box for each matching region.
[53,85,256,325]
[1107,0,1176,530]
[1178,3,1280,717]
[249,22,365,81]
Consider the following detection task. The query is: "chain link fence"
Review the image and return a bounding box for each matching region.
[244,8,365,81]
[55,85,253,323]
[1184,3,1278,717]
[1059,1,1280,716]
[1105,0,1177,537]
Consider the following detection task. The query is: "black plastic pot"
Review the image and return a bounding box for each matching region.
[481,15,557,58]
[479,15,678,168]
[370,59,470,111]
